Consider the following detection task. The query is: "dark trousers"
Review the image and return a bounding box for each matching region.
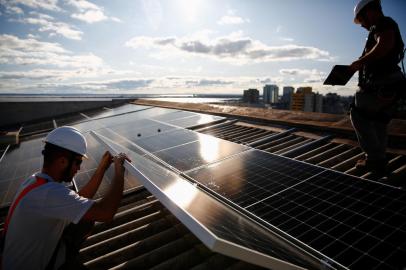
[350,107,388,161]
[56,220,94,270]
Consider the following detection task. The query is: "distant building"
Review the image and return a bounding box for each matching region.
[291,87,312,111]
[303,93,315,112]
[291,87,323,112]
[322,93,352,114]
[282,86,294,97]
[279,86,294,110]
[243,89,259,103]
[314,93,323,113]
[263,84,279,104]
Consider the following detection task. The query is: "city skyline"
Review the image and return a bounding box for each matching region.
[1,0,405,96]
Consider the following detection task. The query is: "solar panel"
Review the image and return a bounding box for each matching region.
[135,128,200,153]
[81,104,152,120]
[91,131,325,270]
[186,150,324,208]
[20,120,54,135]
[107,119,178,142]
[152,135,249,171]
[151,110,195,122]
[166,114,224,128]
[0,136,44,207]
[82,107,111,118]
[55,113,88,126]
[186,149,406,269]
[73,133,142,199]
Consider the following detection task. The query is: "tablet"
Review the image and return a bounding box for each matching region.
[323,65,355,86]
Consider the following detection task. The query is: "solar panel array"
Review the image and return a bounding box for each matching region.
[2,102,405,269]
[186,150,406,269]
[0,104,226,207]
[92,131,321,270]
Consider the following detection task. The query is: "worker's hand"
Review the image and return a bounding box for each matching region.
[113,153,131,176]
[350,59,363,72]
[99,151,113,171]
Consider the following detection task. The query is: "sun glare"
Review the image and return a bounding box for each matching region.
[164,180,198,208]
[176,0,202,23]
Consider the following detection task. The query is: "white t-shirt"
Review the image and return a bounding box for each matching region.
[2,172,94,270]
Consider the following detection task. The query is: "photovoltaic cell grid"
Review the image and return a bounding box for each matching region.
[20,120,54,136]
[0,136,44,207]
[151,110,224,128]
[81,104,151,119]
[55,113,88,126]
[187,150,406,269]
[150,134,250,172]
[0,105,225,208]
[73,133,142,199]
[93,132,318,269]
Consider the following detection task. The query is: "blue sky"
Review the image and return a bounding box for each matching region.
[0,0,405,95]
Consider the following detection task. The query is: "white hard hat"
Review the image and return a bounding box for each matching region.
[44,126,87,157]
[354,0,380,24]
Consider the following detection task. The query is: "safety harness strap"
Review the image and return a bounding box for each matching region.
[2,177,47,237]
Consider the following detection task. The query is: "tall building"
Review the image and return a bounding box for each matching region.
[282,86,294,97]
[314,93,323,113]
[243,88,259,103]
[280,86,294,109]
[263,84,279,104]
[291,87,324,112]
[291,87,312,111]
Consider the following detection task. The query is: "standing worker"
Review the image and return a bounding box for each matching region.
[349,0,405,176]
[2,126,130,270]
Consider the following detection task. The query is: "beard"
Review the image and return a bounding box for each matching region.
[62,172,74,183]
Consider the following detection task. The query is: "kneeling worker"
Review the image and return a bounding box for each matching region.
[2,126,130,270]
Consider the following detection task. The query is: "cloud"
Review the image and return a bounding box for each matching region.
[280,37,294,42]
[280,68,326,84]
[67,0,121,23]
[16,12,83,40]
[126,32,332,64]
[0,34,104,68]
[185,79,233,87]
[2,4,24,14]
[217,15,248,25]
[217,9,249,25]
[1,0,60,12]
[0,67,128,81]
[3,73,353,95]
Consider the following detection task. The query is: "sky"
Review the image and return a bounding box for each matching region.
[1,0,405,96]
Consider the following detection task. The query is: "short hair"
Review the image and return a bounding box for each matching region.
[42,143,74,167]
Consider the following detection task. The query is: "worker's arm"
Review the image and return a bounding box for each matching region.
[78,151,113,199]
[350,28,396,71]
[82,153,131,222]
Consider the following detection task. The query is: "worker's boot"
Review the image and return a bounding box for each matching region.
[356,158,388,176]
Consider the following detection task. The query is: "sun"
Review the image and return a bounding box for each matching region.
[176,0,203,23]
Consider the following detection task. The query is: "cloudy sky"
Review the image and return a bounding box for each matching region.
[1,0,405,95]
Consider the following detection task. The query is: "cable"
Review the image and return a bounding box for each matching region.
[402,47,406,76]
